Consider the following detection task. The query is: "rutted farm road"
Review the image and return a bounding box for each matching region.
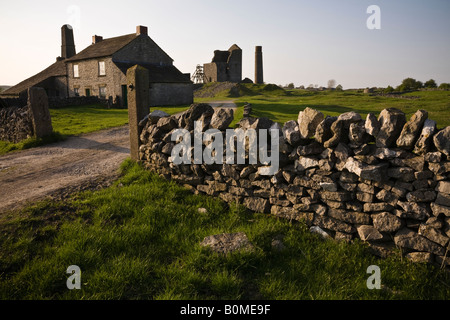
[0,101,237,214]
[0,126,130,214]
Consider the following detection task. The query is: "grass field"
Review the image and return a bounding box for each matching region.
[1,159,449,300]
[199,84,450,129]
[50,105,129,136]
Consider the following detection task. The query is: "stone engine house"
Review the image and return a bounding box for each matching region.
[1,25,193,107]
[203,44,242,83]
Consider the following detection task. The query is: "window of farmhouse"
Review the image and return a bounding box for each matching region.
[99,86,107,98]
[73,64,79,78]
[99,61,106,76]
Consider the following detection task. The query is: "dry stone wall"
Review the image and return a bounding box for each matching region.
[48,96,110,108]
[137,104,450,268]
[0,105,33,142]
[0,87,53,143]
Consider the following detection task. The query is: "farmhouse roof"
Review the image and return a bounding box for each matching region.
[65,33,139,62]
[115,62,192,84]
[0,59,66,96]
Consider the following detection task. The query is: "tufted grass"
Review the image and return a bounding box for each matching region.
[0,159,449,300]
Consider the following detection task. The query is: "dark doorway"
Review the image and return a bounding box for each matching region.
[121,85,128,108]
[85,88,91,97]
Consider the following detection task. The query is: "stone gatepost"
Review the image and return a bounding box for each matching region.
[28,87,53,138]
[126,65,150,161]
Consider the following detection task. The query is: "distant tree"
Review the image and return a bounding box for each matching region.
[416,80,423,89]
[424,79,437,88]
[287,83,295,89]
[384,85,394,93]
[327,79,336,89]
[396,77,423,92]
[298,85,305,90]
[439,83,450,90]
[335,84,343,91]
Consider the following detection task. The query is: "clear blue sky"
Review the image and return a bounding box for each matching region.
[1,0,449,88]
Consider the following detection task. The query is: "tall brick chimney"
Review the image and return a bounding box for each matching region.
[61,24,76,59]
[92,35,103,44]
[136,25,148,36]
[255,46,264,84]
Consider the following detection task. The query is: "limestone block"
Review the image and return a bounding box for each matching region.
[315,116,337,144]
[394,228,445,255]
[433,126,450,157]
[396,109,428,149]
[210,108,234,130]
[406,252,434,264]
[365,113,380,137]
[372,212,403,233]
[282,120,301,146]
[200,232,254,254]
[298,107,324,139]
[357,225,384,242]
[376,108,406,148]
[414,119,437,155]
[243,197,270,213]
[327,208,371,224]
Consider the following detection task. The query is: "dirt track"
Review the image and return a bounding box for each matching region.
[0,102,238,214]
[0,126,130,214]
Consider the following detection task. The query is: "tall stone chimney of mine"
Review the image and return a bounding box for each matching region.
[255,46,264,84]
[61,24,76,59]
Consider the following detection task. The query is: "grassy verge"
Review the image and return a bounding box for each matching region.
[0,159,448,300]
[232,86,450,128]
[0,132,65,155]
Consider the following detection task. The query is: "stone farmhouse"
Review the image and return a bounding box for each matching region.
[1,25,193,107]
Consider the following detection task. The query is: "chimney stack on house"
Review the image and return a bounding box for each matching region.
[136,25,148,36]
[92,35,103,44]
[61,24,76,59]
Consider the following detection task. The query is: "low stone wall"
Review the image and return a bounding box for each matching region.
[0,87,53,143]
[0,97,27,109]
[48,96,110,108]
[0,105,33,142]
[1,95,111,109]
[137,104,450,268]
